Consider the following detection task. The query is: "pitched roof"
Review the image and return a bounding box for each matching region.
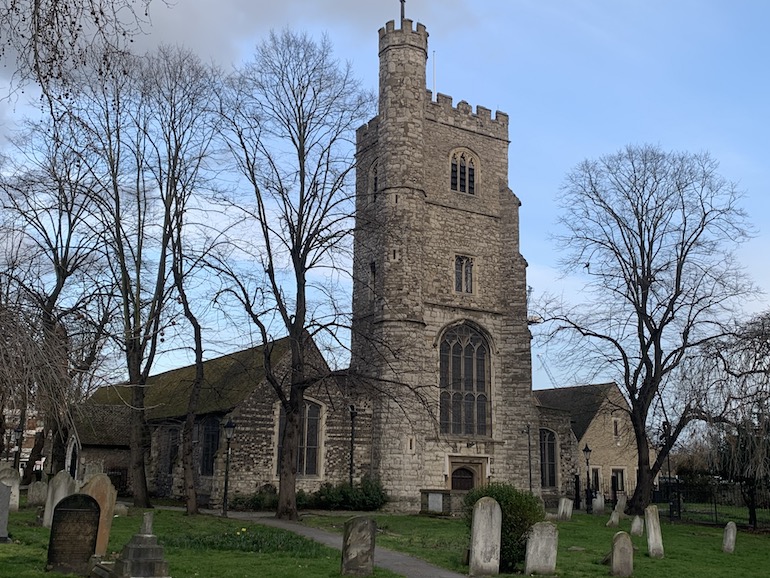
[88,337,292,421]
[74,403,132,447]
[534,382,618,440]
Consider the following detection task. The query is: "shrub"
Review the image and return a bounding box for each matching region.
[462,483,545,572]
[229,485,278,512]
[314,478,388,511]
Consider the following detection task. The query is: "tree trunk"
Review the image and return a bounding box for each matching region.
[628,413,655,515]
[130,384,151,507]
[276,401,301,520]
[182,413,198,514]
[22,431,44,485]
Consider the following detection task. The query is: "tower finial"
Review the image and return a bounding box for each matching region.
[400,0,405,21]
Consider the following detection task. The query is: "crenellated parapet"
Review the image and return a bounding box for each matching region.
[379,19,428,56]
[356,116,380,150]
[425,91,508,140]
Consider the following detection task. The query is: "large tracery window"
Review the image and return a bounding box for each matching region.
[278,400,321,476]
[450,151,476,195]
[439,325,490,436]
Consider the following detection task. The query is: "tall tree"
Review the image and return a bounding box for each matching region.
[536,144,755,514]
[217,29,373,520]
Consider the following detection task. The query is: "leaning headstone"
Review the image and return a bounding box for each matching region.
[27,480,48,506]
[592,493,606,515]
[110,512,170,578]
[43,470,77,528]
[469,496,502,576]
[644,504,664,559]
[606,511,620,528]
[524,521,559,576]
[341,516,376,576]
[557,497,574,521]
[630,515,644,537]
[46,493,100,575]
[0,469,21,512]
[0,483,10,543]
[610,531,634,577]
[722,521,737,554]
[81,474,117,557]
[614,494,628,516]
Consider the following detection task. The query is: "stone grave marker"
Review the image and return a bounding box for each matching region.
[43,470,77,528]
[614,494,628,516]
[524,521,559,576]
[644,504,664,559]
[722,521,737,554]
[592,493,605,515]
[0,469,21,512]
[27,480,48,506]
[0,483,10,543]
[469,496,502,576]
[630,515,644,536]
[110,511,171,578]
[341,516,376,576]
[82,473,118,557]
[610,531,633,577]
[606,511,620,527]
[46,493,100,575]
[557,497,574,521]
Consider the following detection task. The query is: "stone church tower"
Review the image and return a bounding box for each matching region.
[351,18,546,510]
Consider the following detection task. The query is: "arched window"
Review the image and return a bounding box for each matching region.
[450,150,477,195]
[370,162,379,203]
[278,400,322,476]
[439,324,490,436]
[539,429,557,488]
[199,417,220,476]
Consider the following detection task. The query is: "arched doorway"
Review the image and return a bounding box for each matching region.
[451,466,475,491]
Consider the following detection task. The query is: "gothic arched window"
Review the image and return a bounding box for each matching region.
[450,150,477,195]
[539,429,557,488]
[199,417,220,476]
[278,400,322,476]
[439,324,490,436]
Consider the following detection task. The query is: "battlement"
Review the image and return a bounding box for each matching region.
[379,19,428,54]
[426,91,508,139]
[356,116,380,148]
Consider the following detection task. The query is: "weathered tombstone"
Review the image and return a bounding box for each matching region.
[43,470,77,528]
[606,511,620,528]
[46,493,100,575]
[644,504,664,559]
[0,483,10,543]
[722,521,737,554]
[0,469,21,512]
[592,493,605,515]
[27,480,48,506]
[469,496,502,576]
[614,494,627,516]
[557,497,574,521]
[81,474,118,557]
[611,531,634,577]
[524,521,559,576]
[630,515,644,537]
[110,512,171,578]
[341,516,376,576]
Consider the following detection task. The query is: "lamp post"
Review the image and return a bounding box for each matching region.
[12,424,23,471]
[222,418,236,517]
[349,405,357,487]
[583,443,592,514]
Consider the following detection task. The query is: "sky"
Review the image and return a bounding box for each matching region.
[1,0,768,389]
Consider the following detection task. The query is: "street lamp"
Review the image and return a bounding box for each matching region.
[12,424,23,471]
[583,443,592,514]
[222,418,236,517]
[349,405,357,487]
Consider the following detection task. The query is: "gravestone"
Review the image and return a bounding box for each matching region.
[81,474,117,557]
[46,493,100,575]
[111,512,171,578]
[614,494,627,516]
[722,521,737,554]
[592,493,605,515]
[341,516,376,576]
[606,511,620,528]
[630,515,644,537]
[27,480,48,506]
[43,470,77,528]
[524,521,559,576]
[557,497,574,521]
[644,504,664,559]
[0,483,10,543]
[610,531,633,577]
[0,469,21,512]
[469,496,502,576]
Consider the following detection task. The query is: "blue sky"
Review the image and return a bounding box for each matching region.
[2,1,768,388]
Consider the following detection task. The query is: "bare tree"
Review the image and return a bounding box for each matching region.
[217,29,373,520]
[535,144,756,514]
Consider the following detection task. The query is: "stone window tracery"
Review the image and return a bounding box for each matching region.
[455,255,473,293]
[439,324,490,436]
[539,428,557,488]
[450,150,476,195]
[199,417,220,476]
[277,400,321,476]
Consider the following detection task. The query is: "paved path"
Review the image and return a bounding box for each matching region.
[224,511,467,578]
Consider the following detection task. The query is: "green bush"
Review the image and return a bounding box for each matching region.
[230,485,278,511]
[314,478,389,511]
[462,483,545,572]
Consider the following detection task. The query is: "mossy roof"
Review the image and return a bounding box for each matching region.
[534,382,619,440]
[88,337,291,421]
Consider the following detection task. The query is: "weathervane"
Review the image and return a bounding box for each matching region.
[401,0,405,21]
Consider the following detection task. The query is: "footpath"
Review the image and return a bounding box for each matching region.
[223,510,468,578]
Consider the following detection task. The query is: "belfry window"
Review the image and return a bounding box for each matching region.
[450,151,476,195]
[455,255,473,293]
[439,324,490,436]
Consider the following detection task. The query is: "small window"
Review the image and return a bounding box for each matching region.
[371,163,378,202]
[369,261,377,302]
[455,256,473,293]
[539,429,557,488]
[450,151,477,195]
